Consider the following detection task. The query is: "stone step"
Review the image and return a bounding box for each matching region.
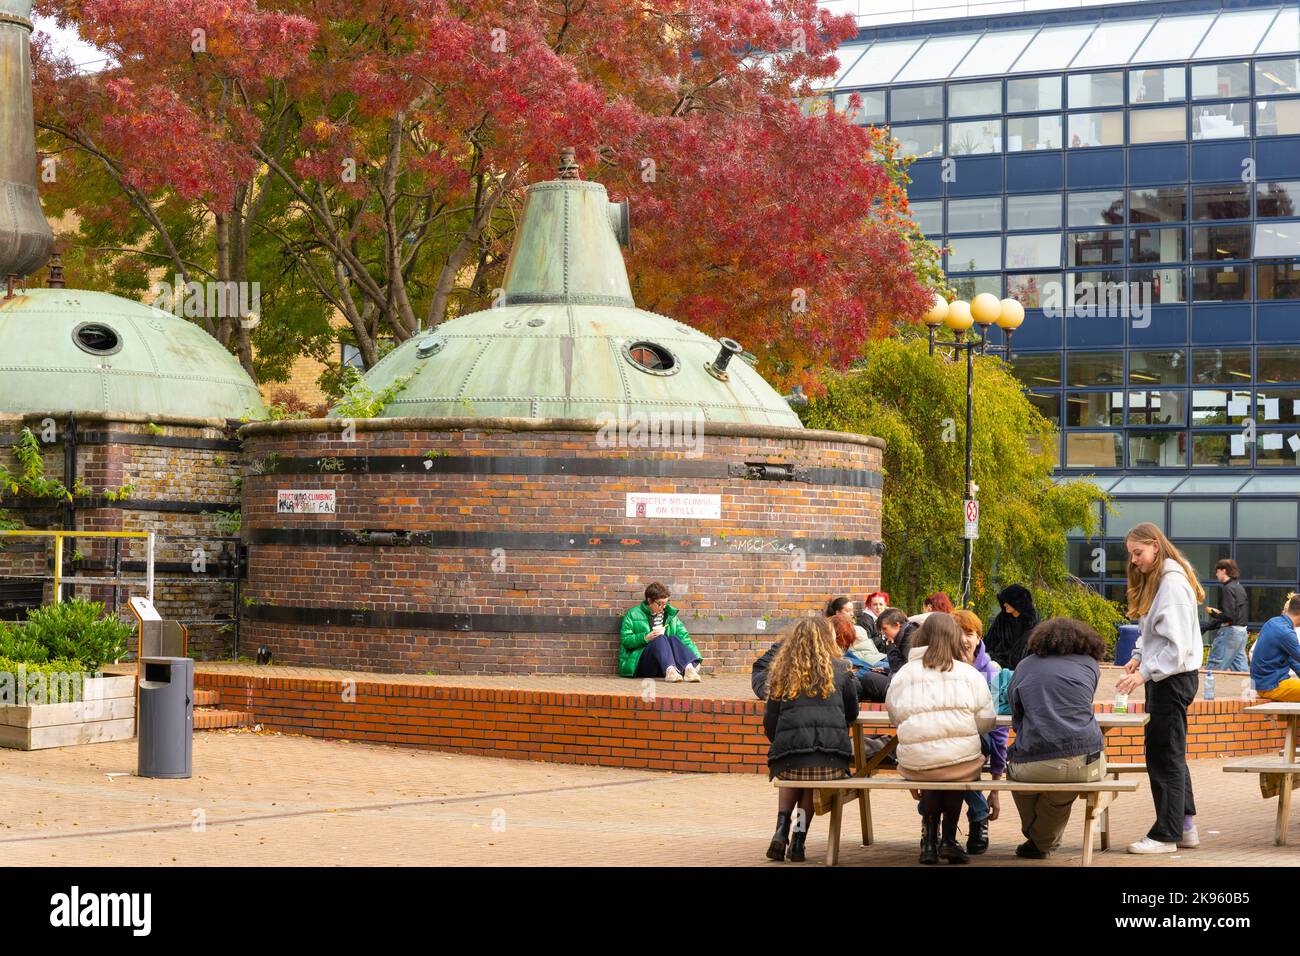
[193,707,252,731]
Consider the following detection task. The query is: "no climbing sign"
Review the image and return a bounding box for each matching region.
[964,499,979,540]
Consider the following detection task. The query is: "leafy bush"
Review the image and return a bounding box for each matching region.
[332,367,411,418]
[0,620,48,663]
[10,599,133,670]
[0,656,89,704]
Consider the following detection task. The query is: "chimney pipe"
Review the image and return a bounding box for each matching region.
[0,0,54,283]
[706,338,743,381]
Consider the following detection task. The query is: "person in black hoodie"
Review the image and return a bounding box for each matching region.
[763,617,860,862]
[1205,559,1250,672]
[983,584,1040,670]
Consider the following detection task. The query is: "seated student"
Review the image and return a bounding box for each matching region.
[857,607,914,702]
[618,582,703,682]
[952,608,1011,856]
[1250,594,1300,702]
[887,614,997,865]
[764,618,860,862]
[856,591,890,648]
[1006,618,1106,859]
[909,591,954,626]
[984,584,1040,670]
[827,596,887,672]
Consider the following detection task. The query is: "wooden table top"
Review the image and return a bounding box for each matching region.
[856,711,1149,729]
[1245,702,1300,716]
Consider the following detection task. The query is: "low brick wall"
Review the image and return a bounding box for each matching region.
[196,671,1287,774]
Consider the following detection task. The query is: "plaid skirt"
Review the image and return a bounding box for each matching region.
[776,766,850,781]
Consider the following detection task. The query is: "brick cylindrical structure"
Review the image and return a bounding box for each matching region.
[238,417,884,675]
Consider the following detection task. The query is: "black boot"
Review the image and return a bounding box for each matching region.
[788,823,809,862]
[967,817,989,855]
[918,814,940,865]
[766,812,792,862]
[939,810,970,864]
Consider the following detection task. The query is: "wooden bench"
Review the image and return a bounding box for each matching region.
[777,777,1139,866]
[1225,703,1300,845]
[1098,763,1147,850]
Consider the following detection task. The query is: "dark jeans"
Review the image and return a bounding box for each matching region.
[1144,669,1198,843]
[634,634,701,678]
[858,670,890,703]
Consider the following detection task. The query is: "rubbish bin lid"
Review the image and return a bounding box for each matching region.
[137,656,194,665]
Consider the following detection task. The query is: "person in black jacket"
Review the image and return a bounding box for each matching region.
[983,584,1040,669]
[763,618,860,863]
[752,640,780,699]
[856,608,915,702]
[1205,559,1250,672]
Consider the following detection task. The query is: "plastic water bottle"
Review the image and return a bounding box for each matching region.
[1114,691,1129,714]
[1204,669,1216,701]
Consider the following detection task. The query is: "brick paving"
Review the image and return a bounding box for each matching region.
[0,730,1295,866]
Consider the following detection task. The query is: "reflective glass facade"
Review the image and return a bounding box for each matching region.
[825,0,1300,622]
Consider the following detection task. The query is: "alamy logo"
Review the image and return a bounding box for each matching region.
[148,275,261,325]
[1039,280,1152,327]
[49,886,151,936]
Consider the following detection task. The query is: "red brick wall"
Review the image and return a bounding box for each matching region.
[196,671,1287,773]
[240,422,883,675]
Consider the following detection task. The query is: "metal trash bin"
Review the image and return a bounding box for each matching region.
[137,656,193,779]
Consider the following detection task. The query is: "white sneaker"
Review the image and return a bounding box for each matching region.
[1177,826,1200,849]
[684,663,702,682]
[1128,836,1178,855]
[664,666,683,683]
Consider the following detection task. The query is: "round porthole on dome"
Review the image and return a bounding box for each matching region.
[415,336,446,359]
[623,340,679,377]
[72,322,122,356]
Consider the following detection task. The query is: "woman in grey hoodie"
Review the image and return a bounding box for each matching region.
[1116,521,1206,854]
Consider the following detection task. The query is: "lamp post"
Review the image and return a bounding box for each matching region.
[921,292,1027,607]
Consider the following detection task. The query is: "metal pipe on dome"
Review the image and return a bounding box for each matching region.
[0,0,54,287]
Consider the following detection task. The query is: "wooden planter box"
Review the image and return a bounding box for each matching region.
[0,675,135,751]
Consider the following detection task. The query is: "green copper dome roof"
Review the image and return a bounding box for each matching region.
[350,159,802,427]
[0,288,267,419]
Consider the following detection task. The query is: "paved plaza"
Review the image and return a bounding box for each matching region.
[0,730,1294,867]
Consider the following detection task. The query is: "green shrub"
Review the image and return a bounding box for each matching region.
[0,620,48,663]
[15,599,133,670]
[0,656,90,704]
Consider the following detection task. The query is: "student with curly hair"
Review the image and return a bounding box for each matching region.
[763,618,860,863]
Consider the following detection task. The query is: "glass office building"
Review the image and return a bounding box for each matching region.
[820,0,1300,622]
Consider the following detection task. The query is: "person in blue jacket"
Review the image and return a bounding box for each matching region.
[1250,595,1300,702]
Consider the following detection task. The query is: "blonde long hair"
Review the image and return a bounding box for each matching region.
[768,618,840,701]
[1125,521,1205,619]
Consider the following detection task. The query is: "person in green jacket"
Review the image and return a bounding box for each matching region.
[619,582,703,682]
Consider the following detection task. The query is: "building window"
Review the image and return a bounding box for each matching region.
[1129,67,1186,104]
[1256,389,1300,426]
[1259,261,1300,299]
[1067,351,1124,387]
[1254,221,1300,259]
[1067,111,1123,147]
[1238,501,1300,538]
[1129,267,1187,303]
[949,119,1001,154]
[1006,233,1062,269]
[947,236,1002,272]
[1129,349,1187,386]
[1068,231,1124,267]
[1130,186,1186,223]
[1192,389,1252,425]
[1192,184,1250,221]
[1191,434,1251,467]
[1129,106,1185,143]
[1128,431,1186,468]
[1128,390,1187,426]
[950,275,1004,299]
[1255,57,1300,96]
[1192,101,1250,139]
[1190,62,1250,100]
[910,200,942,235]
[1257,347,1300,383]
[1007,273,1062,308]
[1006,114,1062,151]
[1130,227,1186,263]
[892,123,943,158]
[1191,225,1251,261]
[837,89,887,125]
[1255,99,1300,137]
[946,197,1001,233]
[1236,543,1300,580]
[1009,352,1062,388]
[1027,391,1061,425]
[1006,193,1062,230]
[949,80,1001,117]
[1109,498,1166,531]
[891,85,943,122]
[1191,265,1250,301]
[1068,190,1125,227]
[1067,270,1124,305]
[1192,348,1251,385]
[1065,432,1123,468]
[1069,71,1125,109]
[1007,75,1061,113]
[1170,500,1232,539]
[1066,392,1124,427]
[1257,436,1300,467]
[1258,181,1300,218]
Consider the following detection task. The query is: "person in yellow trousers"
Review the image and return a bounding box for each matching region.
[1250,594,1300,702]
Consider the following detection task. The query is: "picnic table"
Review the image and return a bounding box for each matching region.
[786,709,1150,865]
[1223,701,1300,845]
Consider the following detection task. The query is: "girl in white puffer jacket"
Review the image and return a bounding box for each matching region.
[886,614,998,864]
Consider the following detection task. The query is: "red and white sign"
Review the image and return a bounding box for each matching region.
[277,489,337,514]
[964,499,979,540]
[626,493,721,520]
[965,500,979,523]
